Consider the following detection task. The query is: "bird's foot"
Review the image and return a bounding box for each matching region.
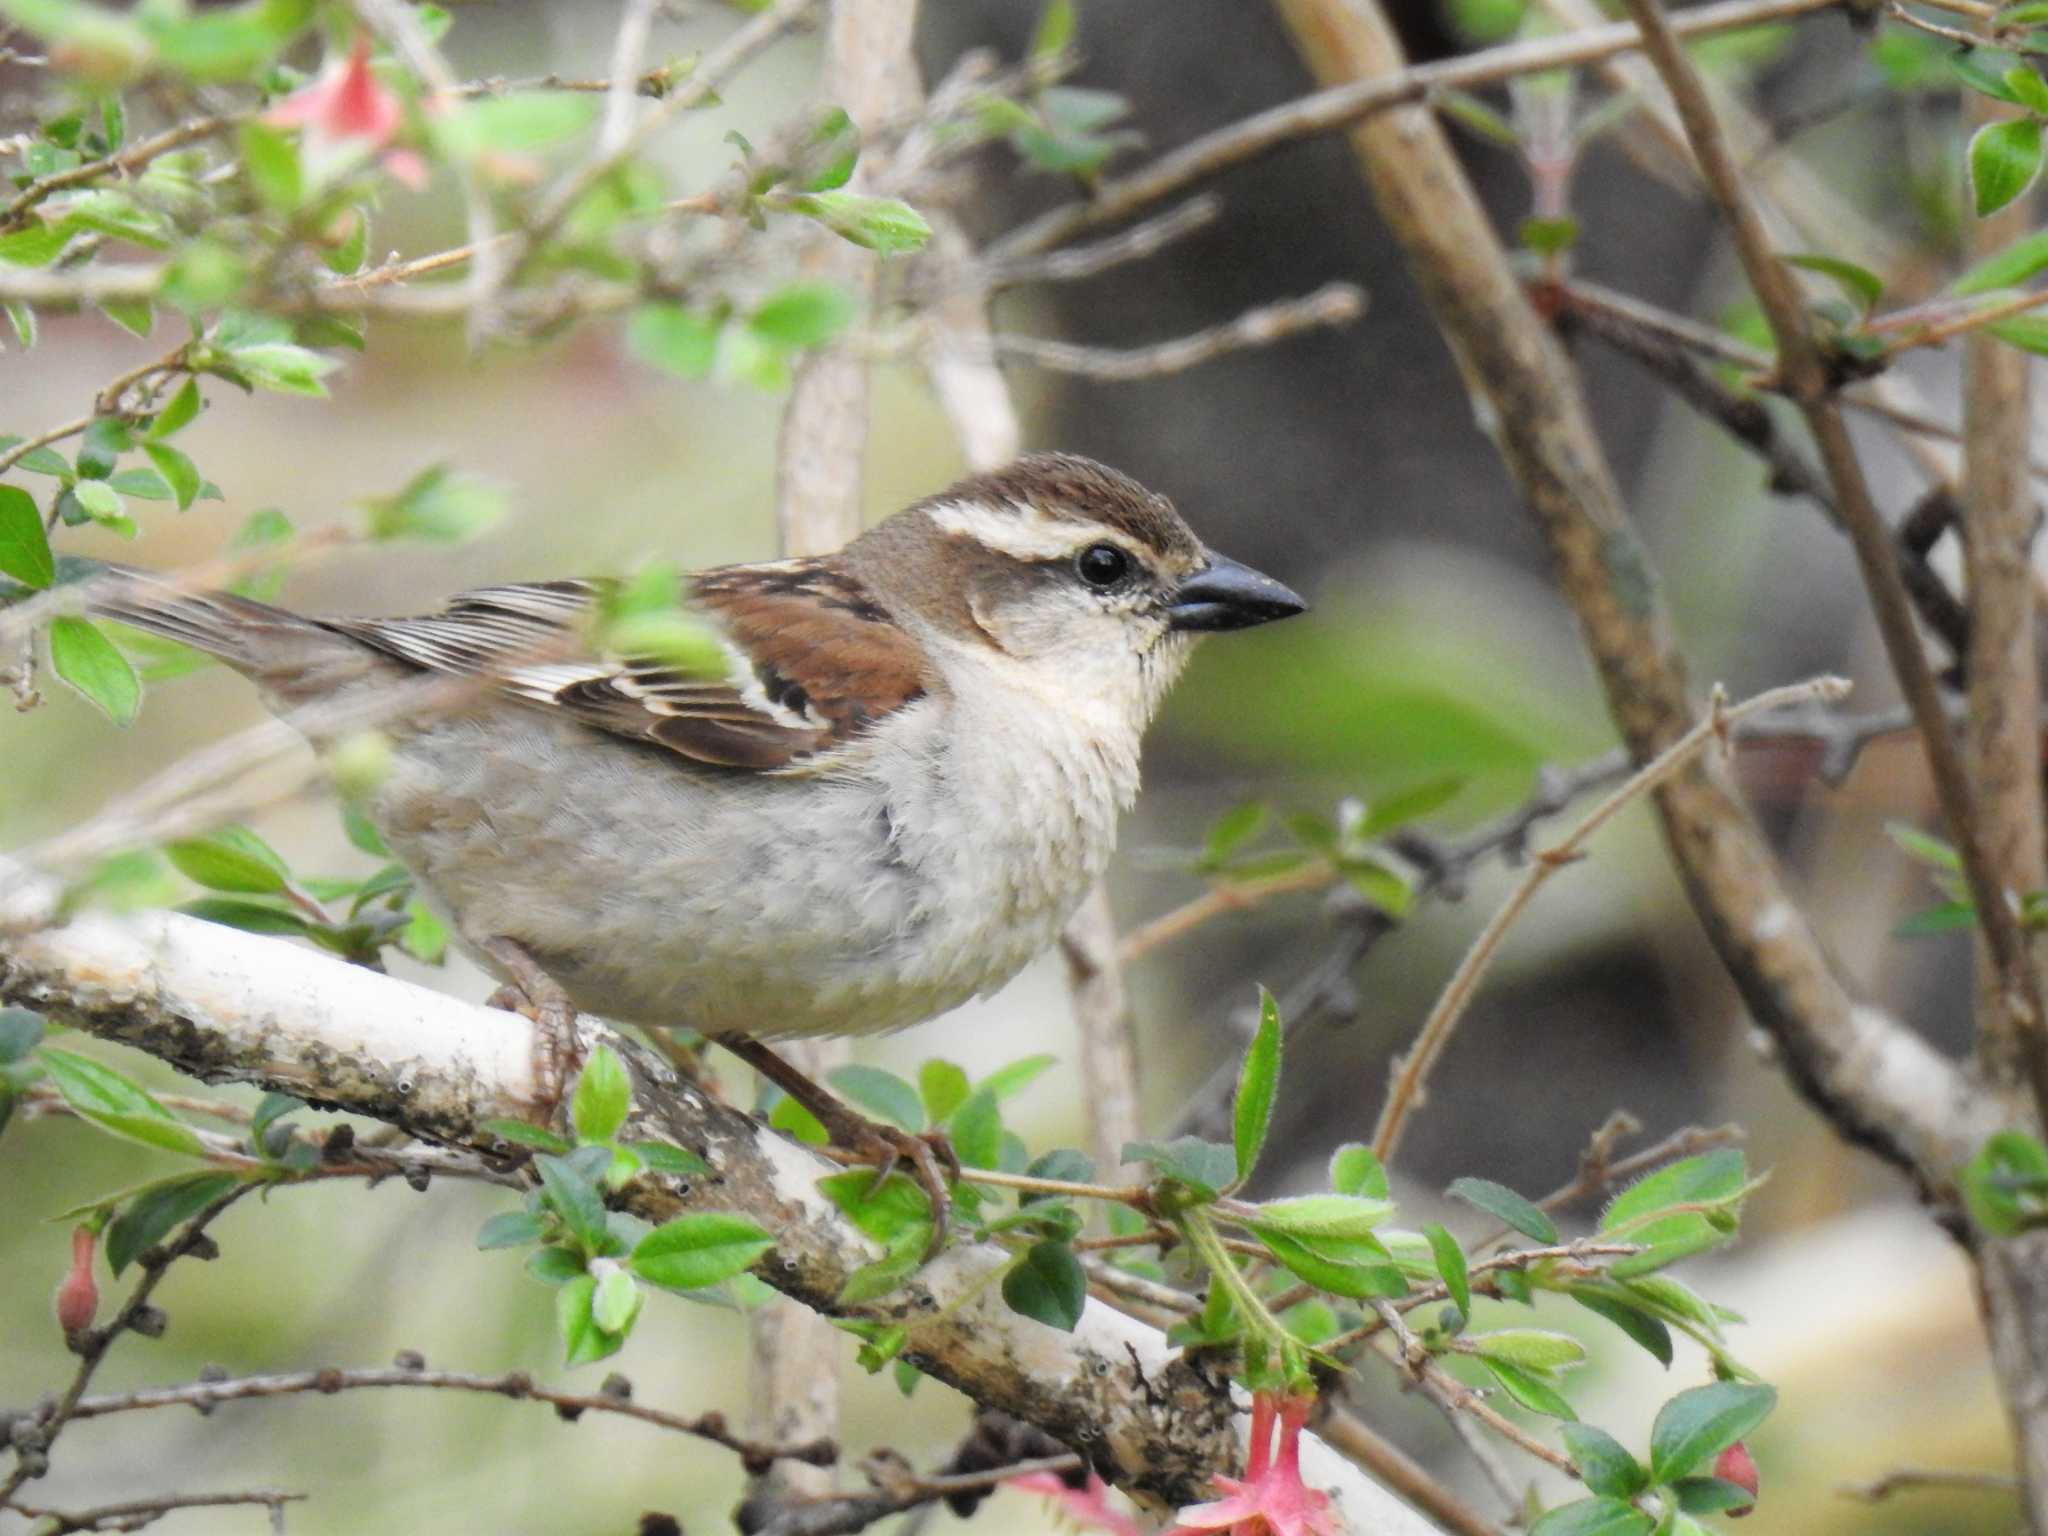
[823,1120,963,1260]
[482,937,582,1123]
[719,1034,961,1259]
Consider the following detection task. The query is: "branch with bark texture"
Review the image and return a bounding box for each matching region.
[1268,0,1989,1201]
[0,888,1439,1530]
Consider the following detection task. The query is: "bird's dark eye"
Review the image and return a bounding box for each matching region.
[1075,542,1131,589]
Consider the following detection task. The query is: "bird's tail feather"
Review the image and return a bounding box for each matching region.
[86,563,375,701]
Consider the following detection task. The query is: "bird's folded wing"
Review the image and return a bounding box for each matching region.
[331,565,930,772]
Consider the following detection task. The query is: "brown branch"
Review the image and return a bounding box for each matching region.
[1269,0,1981,1200]
[1839,1465,2024,1501]
[1316,1405,1508,1536]
[989,283,1366,380]
[1372,676,1848,1164]
[56,1361,837,1471]
[995,0,1846,261]
[745,1453,1086,1536]
[9,1488,305,1533]
[1613,0,2048,1109]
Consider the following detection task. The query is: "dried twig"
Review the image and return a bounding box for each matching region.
[1839,1465,2024,1501]
[9,1488,305,1533]
[989,283,1366,380]
[1372,675,1851,1165]
[59,1362,838,1469]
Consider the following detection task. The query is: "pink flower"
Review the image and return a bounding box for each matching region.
[53,1225,98,1335]
[1714,1440,1759,1518]
[268,33,425,191]
[1166,1392,1341,1536]
[1007,1471,1144,1536]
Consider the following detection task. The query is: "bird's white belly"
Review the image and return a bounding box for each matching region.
[369,698,1128,1038]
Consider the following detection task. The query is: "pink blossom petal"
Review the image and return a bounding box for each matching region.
[1005,1471,1145,1536]
[380,148,429,191]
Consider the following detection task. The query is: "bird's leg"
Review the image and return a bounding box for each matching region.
[718,1034,961,1258]
[482,936,581,1120]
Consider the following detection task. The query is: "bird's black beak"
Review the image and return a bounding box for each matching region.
[1168,551,1308,632]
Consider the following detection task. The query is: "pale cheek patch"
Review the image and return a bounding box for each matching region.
[928,498,1125,564]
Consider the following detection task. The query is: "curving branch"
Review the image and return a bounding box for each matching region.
[0,890,1441,1530]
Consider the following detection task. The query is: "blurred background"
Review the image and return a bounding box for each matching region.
[0,1,2019,1533]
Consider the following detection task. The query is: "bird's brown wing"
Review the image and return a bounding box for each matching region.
[331,564,930,772]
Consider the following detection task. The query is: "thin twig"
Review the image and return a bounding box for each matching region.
[58,1362,838,1469]
[1839,1466,2024,1501]
[987,283,1366,380]
[10,1488,305,1533]
[1371,676,1851,1164]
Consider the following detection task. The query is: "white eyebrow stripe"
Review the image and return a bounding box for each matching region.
[926,498,1123,563]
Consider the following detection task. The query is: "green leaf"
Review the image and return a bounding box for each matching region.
[1648,1382,1777,1483]
[48,617,140,724]
[69,478,126,530]
[148,378,203,439]
[238,119,302,213]
[99,297,153,338]
[570,1043,632,1143]
[0,219,74,268]
[627,302,723,379]
[1527,1497,1655,1536]
[1669,1476,1756,1515]
[1895,899,1978,937]
[1024,1147,1096,1196]
[783,191,931,255]
[950,1086,1002,1171]
[918,1059,971,1123]
[837,1229,927,1304]
[1002,1239,1087,1330]
[1886,820,1962,872]
[536,1153,613,1255]
[827,1063,924,1133]
[1330,1142,1389,1198]
[748,281,856,349]
[142,442,201,510]
[477,1210,546,1249]
[105,1171,239,1275]
[556,1272,624,1366]
[1971,117,2045,218]
[1447,1177,1558,1243]
[1609,1226,1727,1278]
[2008,65,2048,116]
[223,342,339,396]
[1468,1328,1588,1371]
[1569,1288,1675,1365]
[108,467,172,501]
[1032,0,1076,58]
[1785,253,1883,313]
[0,1007,45,1062]
[165,826,291,894]
[1233,986,1281,1183]
[525,1244,586,1285]
[1123,1136,1238,1198]
[1201,801,1268,868]
[0,485,54,588]
[1358,776,1465,835]
[1560,1424,1648,1499]
[38,1046,208,1158]
[1601,1149,1746,1235]
[624,1140,711,1177]
[5,299,36,348]
[360,464,505,544]
[1425,1223,1471,1317]
[819,1169,934,1251]
[447,92,596,155]
[979,1053,1056,1100]
[1962,1130,2048,1235]
[479,1117,572,1153]
[1960,230,2048,300]
[1243,1194,1395,1241]
[1520,216,1579,256]
[1485,1357,1577,1419]
[179,897,306,937]
[1256,1226,1409,1298]
[591,1264,642,1333]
